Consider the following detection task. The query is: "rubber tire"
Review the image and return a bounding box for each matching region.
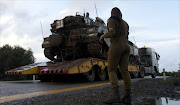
[151,72,156,78]
[132,71,139,78]
[139,70,145,78]
[97,68,106,81]
[85,69,95,82]
[138,66,145,78]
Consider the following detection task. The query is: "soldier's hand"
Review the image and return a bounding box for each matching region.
[99,35,104,44]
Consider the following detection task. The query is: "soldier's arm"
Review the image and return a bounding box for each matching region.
[123,20,129,40]
[103,19,116,38]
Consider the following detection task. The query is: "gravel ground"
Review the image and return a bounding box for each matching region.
[2,77,180,105]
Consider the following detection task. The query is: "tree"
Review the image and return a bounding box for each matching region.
[0,44,35,80]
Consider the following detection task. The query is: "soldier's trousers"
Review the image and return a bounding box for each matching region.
[108,44,131,89]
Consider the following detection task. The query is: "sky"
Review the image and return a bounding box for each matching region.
[0,0,179,72]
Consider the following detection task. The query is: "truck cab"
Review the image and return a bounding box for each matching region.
[138,47,160,78]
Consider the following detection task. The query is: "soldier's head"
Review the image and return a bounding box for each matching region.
[111,7,122,18]
[86,12,89,18]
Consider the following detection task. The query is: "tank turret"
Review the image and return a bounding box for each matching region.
[42,12,108,61]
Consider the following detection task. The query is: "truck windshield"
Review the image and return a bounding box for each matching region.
[140,55,151,66]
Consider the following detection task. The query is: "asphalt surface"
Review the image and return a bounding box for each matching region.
[0,79,109,97]
[0,76,170,105]
[0,79,142,104]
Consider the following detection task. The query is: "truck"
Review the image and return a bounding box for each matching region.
[5,12,160,82]
[139,47,160,78]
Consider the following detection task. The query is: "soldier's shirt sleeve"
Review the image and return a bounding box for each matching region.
[103,19,116,38]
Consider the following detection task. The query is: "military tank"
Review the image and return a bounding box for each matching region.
[42,12,108,61]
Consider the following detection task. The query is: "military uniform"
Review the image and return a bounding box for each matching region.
[123,20,129,40]
[101,7,131,104]
[103,16,131,90]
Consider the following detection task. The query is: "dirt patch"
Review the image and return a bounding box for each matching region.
[130,77,180,105]
[43,77,180,105]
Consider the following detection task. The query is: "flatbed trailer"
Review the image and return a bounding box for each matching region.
[5,58,145,82]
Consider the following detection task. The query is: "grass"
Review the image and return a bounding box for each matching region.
[161,77,180,86]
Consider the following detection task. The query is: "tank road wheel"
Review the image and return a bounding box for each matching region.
[85,69,95,82]
[132,71,139,78]
[44,48,55,61]
[97,67,106,81]
[138,66,145,78]
[87,41,107,59]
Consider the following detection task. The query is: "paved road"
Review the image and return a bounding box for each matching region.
[0,76,165,105]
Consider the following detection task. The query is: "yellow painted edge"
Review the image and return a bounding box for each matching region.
[68,59,141,74]
[68,59,94,74]
[0,80,123,103]
[79,60,93,73]
[128,65,139,71]
[22,67,40,75]
[68,66,79,74]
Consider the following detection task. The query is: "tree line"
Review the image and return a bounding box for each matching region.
[0,44,35,80]
[157,71,180,78]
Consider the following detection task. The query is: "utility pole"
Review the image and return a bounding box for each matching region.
[163,68,166,81]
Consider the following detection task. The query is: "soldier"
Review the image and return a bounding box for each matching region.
[123,20,129,40]
[99,7,131,104]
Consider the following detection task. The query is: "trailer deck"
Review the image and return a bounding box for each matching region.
[5,58,140,75]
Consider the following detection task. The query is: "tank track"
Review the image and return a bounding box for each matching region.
[44,42,108,61]
[87,41,107,59]
[44,48,55,61]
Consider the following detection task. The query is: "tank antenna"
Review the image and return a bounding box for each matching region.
[94,4,98,17]
[40,21,44,39]
[133,36,137,45]
[84,9,85,17]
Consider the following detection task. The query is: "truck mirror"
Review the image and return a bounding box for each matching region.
[157,54,160,60]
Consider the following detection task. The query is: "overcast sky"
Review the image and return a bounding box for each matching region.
[0,0,179,72]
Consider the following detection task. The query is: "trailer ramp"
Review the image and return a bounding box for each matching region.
[5,62,47,75]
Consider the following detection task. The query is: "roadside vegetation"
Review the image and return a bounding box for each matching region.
[0,44,35,81]
[157,71,180,86]
[157,71,180,78]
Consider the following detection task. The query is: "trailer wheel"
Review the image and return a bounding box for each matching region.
[97,67,106,81]
[132,71,138,78]
[139,70,145,78]
[85,69,95,82]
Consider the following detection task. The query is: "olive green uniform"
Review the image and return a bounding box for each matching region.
[103,18,131,89]
[123,20,129,40]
